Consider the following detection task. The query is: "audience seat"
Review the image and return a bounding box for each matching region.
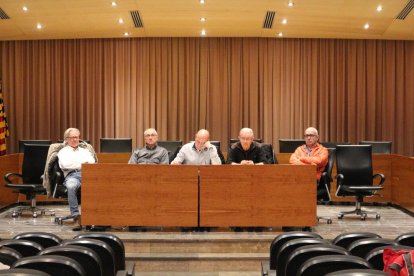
[395,232,414,247]
[365,245,414,270]
[297,255,372,276]
[325,268,390,276]
[332,232,381,249]
[13,232,62,248]
[12,255,86,276]
[347,237,398,258]
[0,268,50,275]
[0,246,22,267]
[0,240,43,257]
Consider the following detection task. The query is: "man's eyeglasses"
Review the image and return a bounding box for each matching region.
[144,133,157,137]
[304,134,317,138]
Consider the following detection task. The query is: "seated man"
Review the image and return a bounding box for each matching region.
[171,129,221,165]
[289,127,328,181]
[58,128,97,229]
[227,127,268,165]
[128,128,169,164]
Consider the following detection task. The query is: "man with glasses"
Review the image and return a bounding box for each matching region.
[227,127,267,165]
[128,128,169,164]
[58,127,97,229]
[171,129,221,165]
[289,127,328,181]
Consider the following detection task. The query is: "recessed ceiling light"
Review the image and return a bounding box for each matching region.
[200,17,206,22]
[288,1,294,7]
[124,32,129,37]
[199,0,205,4]
[376,5,383,12]
[111,1,117,7]
[364,23,370,29]
[22,6,28,12]
[36,23,43,30]
[201,29,206,36]
[282,19,288,24]
[278,32,283,37]
[118,18,124,24]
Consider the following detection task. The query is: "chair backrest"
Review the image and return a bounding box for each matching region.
[100,138,132,153]
[74,232,125,271]
[276,238,330,276]
[62,238,116,276]
[21,144,50,184]
[347,238,398,258]
[18,140,52,153]
[0,268,51,275]
[269,231,323,270]
[365,245,414,270]
[332,232,382,249]
[12,255,86,276]
[0,240,43,257]
[285,244,349,276]
[320,141,351,148]
[317,148,335,202]
[210,141,226,164]
[157,140,183,163]
[259,143,277,164]
[395,232,414,247]
[335,145,373,196]
[325,268,390,276]
[278,139,305,153]
[297,255,372,276]
[0,246,23,266]
[13,232,62,248]
[359,141,392,154]
[39,245,102,276]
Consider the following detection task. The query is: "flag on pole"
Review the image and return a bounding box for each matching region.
[0,89,10,156]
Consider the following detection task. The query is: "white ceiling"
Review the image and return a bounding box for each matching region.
[0,0,413,40]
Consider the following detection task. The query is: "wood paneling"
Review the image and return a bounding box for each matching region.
[81,164,199,226]
[0,154,20,206]
[391,155,414,213]
[199,165,316,227]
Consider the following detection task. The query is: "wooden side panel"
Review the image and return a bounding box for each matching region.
[96,153,130,163]
[81,164,199,227]
[391,155,414,213]
[199,165,316,227]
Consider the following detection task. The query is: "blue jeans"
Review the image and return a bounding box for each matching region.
[64,171,81,216]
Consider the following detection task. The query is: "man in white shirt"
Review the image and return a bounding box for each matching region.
[58,128,96,222]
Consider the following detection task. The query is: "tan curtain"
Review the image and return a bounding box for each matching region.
[1,38,413,155]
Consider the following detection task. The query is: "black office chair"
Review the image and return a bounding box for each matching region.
[325,269,390,276]
[395,232,414,247]
[18,140,52,153]
[320,141,351,148]
[317,148,335,224]
[259,143,277,164]
[39,245,103,276]
[332,232,382,249]
[13,232,62,248]
[297,255,372,276]
[359,141,392,154]
[157,140,183,163]
[210,141,226,164]
[0,246,22,267]
[347,237,398,258]
[4,144,54,218]
[100,138,132,153]
[12,255,86,276]
[278,139,305,153]
[335,145,385,220]
[0,240,43,257]
[285,244,349,276]
[365,245,414,270]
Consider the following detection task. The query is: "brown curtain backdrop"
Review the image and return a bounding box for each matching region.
[1,38,413,155]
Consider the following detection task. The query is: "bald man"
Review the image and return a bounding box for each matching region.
[227,127,268,165]
[289,127,328,181]
[171,129,221,165]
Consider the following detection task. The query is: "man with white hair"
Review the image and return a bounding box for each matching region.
[128,128,169,164]
[227,127,267,165]
[289,127,328,181]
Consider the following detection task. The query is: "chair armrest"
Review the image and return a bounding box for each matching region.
[4,172,23,184]
[373,173,385,186]
[335,173,344,184]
